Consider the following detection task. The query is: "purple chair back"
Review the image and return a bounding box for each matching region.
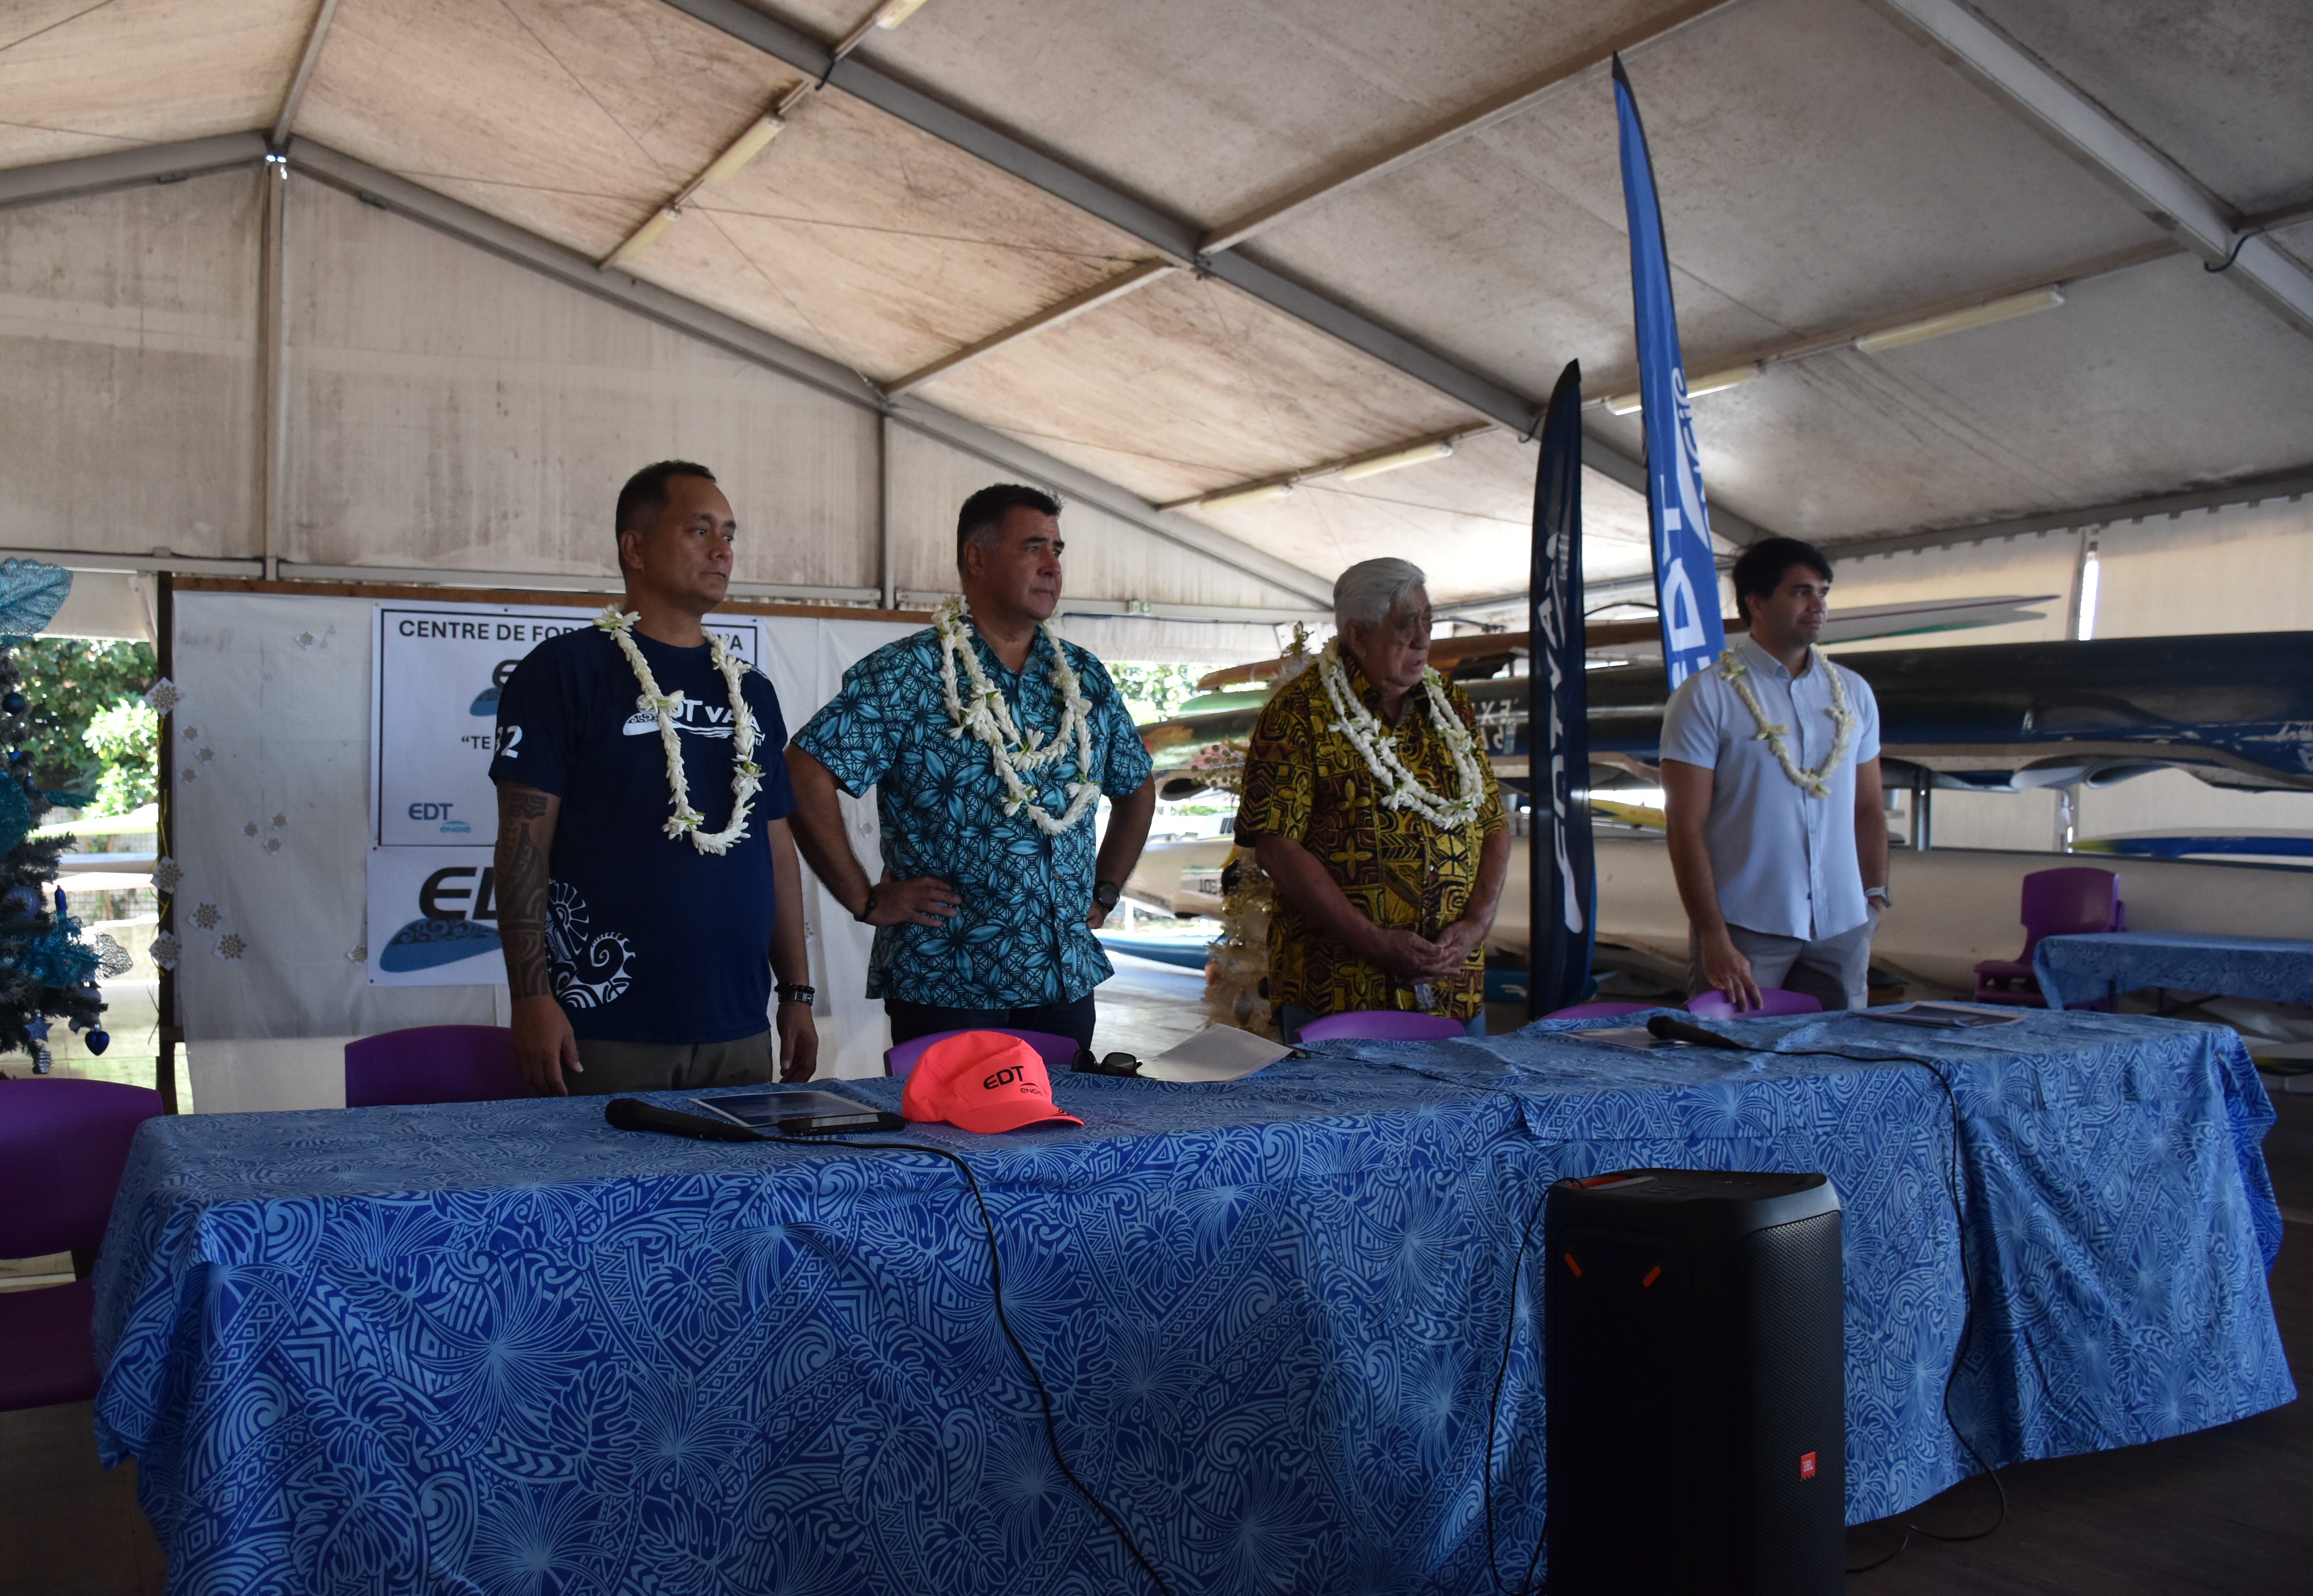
[0,1077,164,1259]
[2018,867,2122,954]
[886,1028,1080,1082]
[345,1025,528,1108]
[1297,1010,1469,1043]
[1544,1001,1652,1020]
[1689,988,1822,1019]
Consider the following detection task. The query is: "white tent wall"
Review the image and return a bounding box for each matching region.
[282,177,880,590]
[171,587,914,1113]
[0,171,260,564]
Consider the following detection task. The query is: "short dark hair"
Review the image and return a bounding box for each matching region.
[1731,536,1834,622]
[956,483,1061,568]
[615,460,718,549]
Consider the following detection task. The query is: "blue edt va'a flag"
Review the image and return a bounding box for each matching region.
[1528,361,1595,1018]
[1613,55,1724,689]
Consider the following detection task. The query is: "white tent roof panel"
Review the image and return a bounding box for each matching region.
[921,270,1481,506]
[1246,0,2170,401]
[1970,0,2313,213]
[764,0,1690,228]
[0,0,308,168]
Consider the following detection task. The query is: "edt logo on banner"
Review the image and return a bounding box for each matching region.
[366,601,761,987]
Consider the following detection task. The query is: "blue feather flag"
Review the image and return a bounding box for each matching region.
[1528,360,1596,1018]
[1613,56,1725,689]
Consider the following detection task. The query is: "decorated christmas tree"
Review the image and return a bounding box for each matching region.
[0,561,131,1073]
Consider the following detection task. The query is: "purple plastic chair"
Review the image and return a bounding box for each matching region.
[1296,1010,1469,1043]
[1688,988,1823,1019]
[885,1028,1080,1082]
[1974,866,2122,1008]
[0,1076,164,1411]
[1544,1001,1652,1020]
[345,1025,528,1108]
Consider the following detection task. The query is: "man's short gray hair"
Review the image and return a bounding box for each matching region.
[1333,558,1428,634]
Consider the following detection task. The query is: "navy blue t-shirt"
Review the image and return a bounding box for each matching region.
[488,625,797,1043]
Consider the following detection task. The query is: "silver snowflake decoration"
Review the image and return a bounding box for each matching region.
[271,814,286,829]
[144,678,182,715]
[244,821,259,838]
[149,856,183,894]
[189,901,221,931]
[150,931,181,971]
[294,631,318,650]
[264,838,281,854]
[345,945,368,963]
[183,726,200,743]
[181,766,197,782]
[91,933,134,978]
[197,747,214,763]
[214,931,247,962]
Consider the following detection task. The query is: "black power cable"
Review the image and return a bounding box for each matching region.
[606,1100,1173,1596]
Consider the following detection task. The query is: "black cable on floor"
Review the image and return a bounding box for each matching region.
[1481,1183,1551,1596]
[618,1108,1174,1596]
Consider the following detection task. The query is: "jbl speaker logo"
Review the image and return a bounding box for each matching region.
[1799,1451,1817,1480]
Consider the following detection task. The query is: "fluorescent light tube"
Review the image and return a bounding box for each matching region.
[1338,439,1456,481]
[1604,363,1761,416]
[606,207,680,267]
[877,0,933,27]
[701,117,784,187]
[1198,481,1294,512]
[1854,287,2065,354]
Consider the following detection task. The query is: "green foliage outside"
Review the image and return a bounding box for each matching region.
[14,639,156,808]
[83,701,159,814]
[1110,661,1214,725]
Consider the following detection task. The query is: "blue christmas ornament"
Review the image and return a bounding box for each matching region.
[2,692,21,713]
[86,1028,109,1055]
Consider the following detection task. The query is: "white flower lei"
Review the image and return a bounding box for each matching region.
[933,597,1102,836]
[594,607,762,853]
[1314,639,1487,830]
[1717,644,1857,798]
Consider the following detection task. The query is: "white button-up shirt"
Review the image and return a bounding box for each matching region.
[1659,635,1882,941]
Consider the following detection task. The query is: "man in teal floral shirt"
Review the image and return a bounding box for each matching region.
[786,484,1156,1049]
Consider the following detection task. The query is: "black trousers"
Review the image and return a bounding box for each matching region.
[884,993,1098,1050]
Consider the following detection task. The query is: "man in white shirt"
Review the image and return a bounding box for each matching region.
[1659,538,1889,1010]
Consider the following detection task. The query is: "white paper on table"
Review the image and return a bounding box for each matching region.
[1136,1025,1294,1083]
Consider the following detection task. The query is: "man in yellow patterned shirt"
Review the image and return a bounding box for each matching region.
[1237,558,1509,1040]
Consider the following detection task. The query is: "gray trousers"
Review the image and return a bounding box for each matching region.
[1687,917,1875,1011]
[569,1030,776,1095]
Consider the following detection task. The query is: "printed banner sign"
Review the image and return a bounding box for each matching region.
[366,600,761,986]
[1613,56,1726,690]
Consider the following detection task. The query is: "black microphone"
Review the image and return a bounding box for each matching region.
[1646,1014,1752,1051]
[605,1097,764,1142]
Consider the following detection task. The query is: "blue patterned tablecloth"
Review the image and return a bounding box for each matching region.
[2034,930,2313,1011]
[93,1011,2290,1596]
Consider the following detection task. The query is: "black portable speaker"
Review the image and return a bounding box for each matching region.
[1543,1168,1845,1595]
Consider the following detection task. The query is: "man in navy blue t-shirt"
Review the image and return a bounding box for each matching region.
[488,460,816,1094]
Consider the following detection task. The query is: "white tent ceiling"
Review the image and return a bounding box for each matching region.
[0,0,2307,608]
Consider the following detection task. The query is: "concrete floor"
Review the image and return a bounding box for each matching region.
[5,1064,2307,1595]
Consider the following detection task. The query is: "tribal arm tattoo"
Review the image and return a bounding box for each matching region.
[495,782,560,1000]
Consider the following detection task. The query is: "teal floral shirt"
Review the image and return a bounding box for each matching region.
[794,624,1152,1007]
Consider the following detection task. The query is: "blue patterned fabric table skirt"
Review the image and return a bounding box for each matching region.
[2035,929,2313,1011]
[93,1010,2290,1596]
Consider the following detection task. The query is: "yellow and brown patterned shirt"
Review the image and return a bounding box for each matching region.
[1236,653,1505,1021]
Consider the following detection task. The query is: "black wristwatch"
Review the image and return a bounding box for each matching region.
[776,983,815,1007]
[1093,880,1121,911]
[853,884,878,924]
